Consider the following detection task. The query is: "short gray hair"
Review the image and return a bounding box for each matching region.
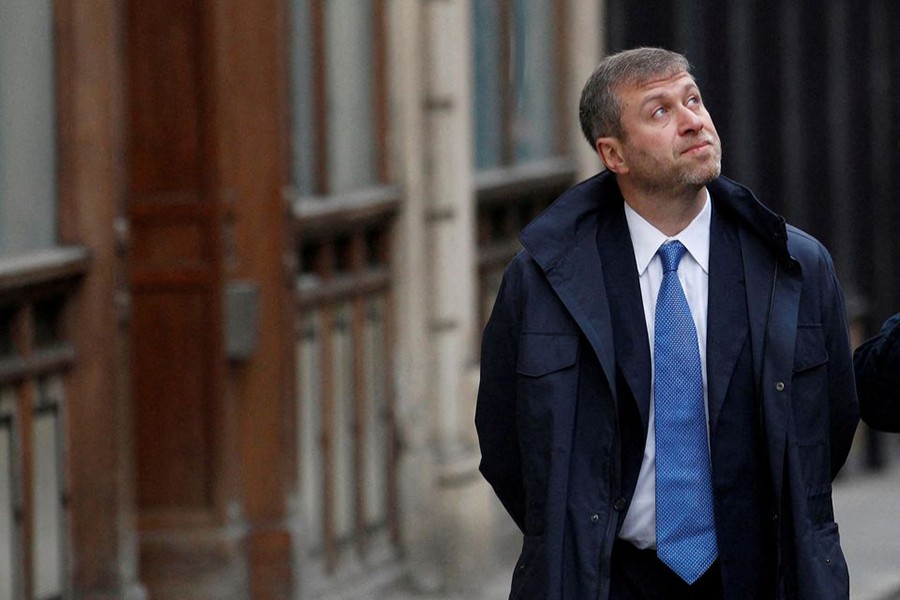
[578,47,692,147]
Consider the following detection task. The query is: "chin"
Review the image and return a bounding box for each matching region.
[681,167,720,188]
[691,160,721,186]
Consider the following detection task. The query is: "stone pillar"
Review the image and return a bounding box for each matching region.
[388,0,436,591]
[568,0,607,179]
[421,0,496,591]
[390,0,496,592]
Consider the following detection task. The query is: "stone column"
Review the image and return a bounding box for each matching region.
[568,0,607,179]
[421,0,497,591]
[387,0,436,591]
[390,0,496,592]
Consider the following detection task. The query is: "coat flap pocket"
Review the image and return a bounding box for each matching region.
[517,333,579,377]
[794,325,829,372]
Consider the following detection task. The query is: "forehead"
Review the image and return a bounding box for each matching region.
[618,71,698,103]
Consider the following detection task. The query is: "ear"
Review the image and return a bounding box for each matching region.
[596,137,628,174]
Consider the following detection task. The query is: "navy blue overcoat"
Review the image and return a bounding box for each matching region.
[475,171,859,599]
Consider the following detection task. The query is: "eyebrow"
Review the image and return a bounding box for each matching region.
[639,80,700,110]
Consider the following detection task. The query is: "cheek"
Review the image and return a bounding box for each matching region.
[628,132,668,158]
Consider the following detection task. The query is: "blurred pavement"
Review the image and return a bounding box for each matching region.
[835,437,900,600]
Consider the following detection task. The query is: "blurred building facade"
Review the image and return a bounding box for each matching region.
[1,1,898,599]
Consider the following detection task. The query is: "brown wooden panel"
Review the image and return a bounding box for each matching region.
[127,0,205,195]
[131,223,208,271]
[209,0,297,594]
[126,0,223,521]
[133,289,213,510]
[55,0,139,594]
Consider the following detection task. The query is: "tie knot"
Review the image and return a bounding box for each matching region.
[658,241,687,273]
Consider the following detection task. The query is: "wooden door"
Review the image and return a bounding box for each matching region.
[125,0,223,521]
[124,0,297,596]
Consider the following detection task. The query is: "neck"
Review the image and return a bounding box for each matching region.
[618,181,707,236]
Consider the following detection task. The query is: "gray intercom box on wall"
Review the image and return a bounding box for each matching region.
[225,280,259,361]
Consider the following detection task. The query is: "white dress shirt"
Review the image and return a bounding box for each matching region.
[617,190,712,550]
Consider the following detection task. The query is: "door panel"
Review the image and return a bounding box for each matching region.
[126,0,221,516]
[132,288,214,509]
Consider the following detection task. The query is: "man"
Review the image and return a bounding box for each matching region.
[854,312,900,432]
[475,48,858,599]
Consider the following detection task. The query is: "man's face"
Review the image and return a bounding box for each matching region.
[604,71,722,195]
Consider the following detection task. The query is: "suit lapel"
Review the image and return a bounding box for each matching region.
[597,202,652,432]
[706,203,749,437]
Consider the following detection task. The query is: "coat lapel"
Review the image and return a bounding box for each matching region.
[597,202,651,431]
[706,203,748,436]
[520,173,621,406]
[543,231,618,404]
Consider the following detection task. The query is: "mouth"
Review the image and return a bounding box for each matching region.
[681,140,712,155]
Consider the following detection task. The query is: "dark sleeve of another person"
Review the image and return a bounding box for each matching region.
[854,312,900,432]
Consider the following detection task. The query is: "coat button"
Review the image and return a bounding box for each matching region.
[590,514,599,523]
[614,497,627,511]
[775,381,785,392]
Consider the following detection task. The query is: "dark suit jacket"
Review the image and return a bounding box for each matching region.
[475,171,859,599]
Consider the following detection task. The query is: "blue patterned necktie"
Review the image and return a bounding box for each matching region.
[654,240,718,584]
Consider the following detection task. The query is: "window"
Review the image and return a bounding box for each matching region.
[32,378,66,600]
[472,0,564,169]
[291,0,387,196]
[471,0,576,325]
[0,395,17,600]
[289,0,400,590]
[0,0,57,255]
[0,249,85,600]
[0,1,82,596]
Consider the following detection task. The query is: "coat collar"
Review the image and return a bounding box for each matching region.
[519,170,795,271]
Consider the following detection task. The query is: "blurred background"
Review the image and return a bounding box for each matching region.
[0,0,898,598]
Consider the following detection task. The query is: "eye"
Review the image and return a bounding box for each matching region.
[686,95,701,107]
[652,106,667,118]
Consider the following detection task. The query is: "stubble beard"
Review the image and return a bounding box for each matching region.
[632,142,722,199]
[678,149,721,188]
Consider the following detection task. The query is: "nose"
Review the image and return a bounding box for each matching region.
[676,105,704,135]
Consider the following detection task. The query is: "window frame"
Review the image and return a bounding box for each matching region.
[294,0,390,197]
[473,0,577,329]
[472,0,570,173]
[288,0,402,585]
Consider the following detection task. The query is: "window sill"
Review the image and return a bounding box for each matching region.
[474,157,577,205]
[288,185,402,239]
[0,246,90,304]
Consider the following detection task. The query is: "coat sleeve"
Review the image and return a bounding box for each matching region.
[820,256,861,479]
[474,264,526,532]
[853,312,900,433]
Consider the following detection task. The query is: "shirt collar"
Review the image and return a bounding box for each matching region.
[623,188,711,276]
